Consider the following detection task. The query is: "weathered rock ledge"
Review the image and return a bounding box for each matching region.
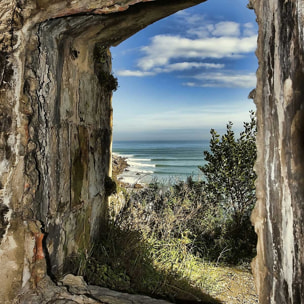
[15,274,171,304]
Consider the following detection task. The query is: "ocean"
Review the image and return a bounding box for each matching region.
[112,140,210,185]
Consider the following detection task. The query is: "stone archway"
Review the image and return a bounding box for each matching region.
[0,0,303,303]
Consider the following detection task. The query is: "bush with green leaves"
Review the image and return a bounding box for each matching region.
[199,111,256,223]
[197,110,257,263]
[115,112,257,264]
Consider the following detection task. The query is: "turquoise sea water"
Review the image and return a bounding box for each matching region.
[112,140,210,185]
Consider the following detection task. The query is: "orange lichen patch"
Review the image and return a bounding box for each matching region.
[30,228,47,287]
[33,233,44,261]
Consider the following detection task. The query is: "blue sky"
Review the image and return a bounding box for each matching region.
[111,0,258,141]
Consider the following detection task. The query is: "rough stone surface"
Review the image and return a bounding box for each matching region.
[14,276,99,304]
[88,285,171,304]
[15,274,171,304]
[251,0,304,303]
[1,0,304,303]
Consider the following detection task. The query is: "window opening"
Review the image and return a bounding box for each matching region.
[104,1,259,302]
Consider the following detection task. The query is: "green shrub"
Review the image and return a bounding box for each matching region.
[112,112,257,264]
[104,176,117,196]
[94,43,118,92]
[197,111,257,263]
[96,70,118,92]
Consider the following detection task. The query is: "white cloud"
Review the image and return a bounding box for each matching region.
[158,62,224,72]
[186,26,210,39]
[183,82,197,87]
[243,22,257,37]
[137,34,257,71]
[187,21,255,39]
[184,14,203,25]
[184,72,256,88]
[211,21,241,37]
[175,12,253,40]
[152,62,225,74]
[174,11,205,26]
[113,19,258,87]
[117,62,224,77]
[116,70,155,77]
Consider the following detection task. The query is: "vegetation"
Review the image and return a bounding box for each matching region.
[76,221,221,303]
[94,43,118,92]
[72,112,258,303]
[197,110,257,263]
[96,70,118,92]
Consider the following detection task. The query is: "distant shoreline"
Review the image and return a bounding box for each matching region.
[112,141,207,185]
[112,154,144,189]
[112,154,129,179]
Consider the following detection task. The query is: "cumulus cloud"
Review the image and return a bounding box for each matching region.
[187,22,255,39]
[156,62,225,72]
[117,62,224,77]
[137,34,257,71]
[174,11,205,26]
[210,21,241,37]
[115,18,257,87]
[243,22,257,37]
[116,70,155,77]
[154,62,224,73]
[183,72,256,88]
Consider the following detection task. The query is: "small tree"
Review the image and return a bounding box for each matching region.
[198,111,257,263]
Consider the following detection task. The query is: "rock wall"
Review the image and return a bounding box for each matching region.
[0,0,205,302]
[1,0,304,303]
[251,0,304,303]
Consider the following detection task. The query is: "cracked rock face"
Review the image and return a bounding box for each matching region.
[1,0,304,303]
[251,0,304,303]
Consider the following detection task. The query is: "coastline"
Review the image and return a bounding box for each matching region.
[112,141,206,185]
[112,154,144,188]
[112,154,129,180]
